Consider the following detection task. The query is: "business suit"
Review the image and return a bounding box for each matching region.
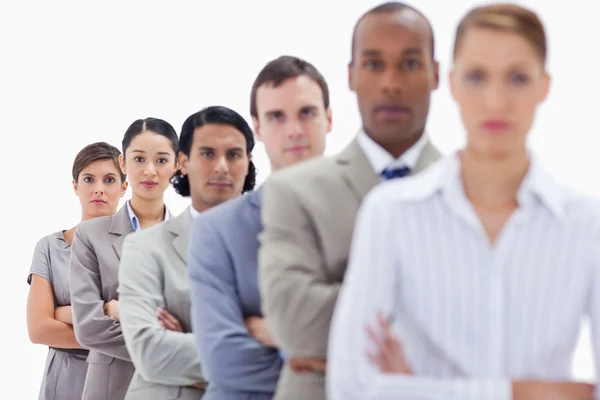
[118,208,206,399]
[70,205,136,400]
[189,188,282,400]
[258,137,440,400]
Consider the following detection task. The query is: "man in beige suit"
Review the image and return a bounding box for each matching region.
[258,3,441,400]
[117,106,257,399]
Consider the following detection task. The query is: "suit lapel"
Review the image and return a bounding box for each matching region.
[336,139,380,201]
[109,206,134,260]
[413,140,442,174]
[169,209,191,264]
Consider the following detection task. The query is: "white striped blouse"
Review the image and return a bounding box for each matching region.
[327,153,600,400]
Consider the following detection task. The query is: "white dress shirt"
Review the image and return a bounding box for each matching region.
[327,153,600,400]
[356,130,429,176]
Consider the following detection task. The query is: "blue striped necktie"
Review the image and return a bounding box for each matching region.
[381,166,411,180]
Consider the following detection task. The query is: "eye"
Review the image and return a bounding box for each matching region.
[105,177,116,183]
[228,152,242,160]
[401,59,422,71]
[134,156,144,163]
[200,150,215,158]
[465,71,485,84]
[83,177,93,183]
[268,113,284,122]
[157,158,169,164]
[363,59,383,71]
[300,108,316,119]
[509,72,530,86]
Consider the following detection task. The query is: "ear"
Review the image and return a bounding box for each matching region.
[325,107,333,133]
[118,153,126,175]
[252,116,262,142]
[120,181,128,198]
[348,62,355,92]
[72,179,78,196]
[178,151,189,175]
[248,152,253,161]
[538,72,551,103]
[432,60,440,90]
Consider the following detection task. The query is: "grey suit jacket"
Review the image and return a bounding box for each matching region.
[70,205,136,400]
[118,208,206,400]
[258,138,441,400]
[189,188,282,400]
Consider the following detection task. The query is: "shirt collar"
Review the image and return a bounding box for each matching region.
[356,129,428,175]
[126,200,171,232]
[189,206,201,219]
[438,152,566,222]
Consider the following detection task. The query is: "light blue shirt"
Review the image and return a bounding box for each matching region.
[125,200,171,231]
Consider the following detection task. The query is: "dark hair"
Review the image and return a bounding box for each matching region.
[250,55,330,120]
[170,105,257,196]
[72,142,125,183]
[350,2,435,62]
[121,117,178,155]
[454,3,546,63]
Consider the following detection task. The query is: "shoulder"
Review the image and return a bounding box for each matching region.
[76,215,114,236]
[268,155,338,189]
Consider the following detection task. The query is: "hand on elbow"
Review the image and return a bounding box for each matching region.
[104,299,120,321]
[365,311,413,375]
[245,316,277,348]
[156,307,183,332]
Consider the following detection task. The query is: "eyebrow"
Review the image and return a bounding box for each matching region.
[131,149,171,155]
[264,105,318,116]
[361,47,424,57]
[198,146,245,152]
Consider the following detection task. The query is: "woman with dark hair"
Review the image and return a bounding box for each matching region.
[69,118,178,400]
[26,142,127,400]
[117,105,255,399]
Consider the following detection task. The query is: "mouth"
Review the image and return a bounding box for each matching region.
[91,199,107,205]
[481,120,511,134]
[141,181,158,188]
[374,103,411,120]
[285,145,310,153]
[207,181,233,189]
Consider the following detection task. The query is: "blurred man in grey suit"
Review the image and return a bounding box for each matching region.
[188,56,332,400]
[258,3,442,400]
[117,106,257,399]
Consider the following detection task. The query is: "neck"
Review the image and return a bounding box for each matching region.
[460,147,529,206]
[191,197,212,214]
[365,127,423,159]
[130,195,165,223]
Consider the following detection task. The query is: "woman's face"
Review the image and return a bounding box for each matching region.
[120,131,177,201]
[450,27,550,157]
[74,159,127,220]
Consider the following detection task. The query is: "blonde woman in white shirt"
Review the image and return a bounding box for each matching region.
[328,3,599,400]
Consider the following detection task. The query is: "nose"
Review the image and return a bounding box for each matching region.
[381,68,404,96]
[286,119,306,141]
[483,81,510,112]
[143,161,157,176]
[213,155,229,175]
[94,184,104,194]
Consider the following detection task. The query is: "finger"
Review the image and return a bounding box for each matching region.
[365,323,384,349]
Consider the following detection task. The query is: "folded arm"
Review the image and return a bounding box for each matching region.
[258,176,339,362]
[118,234,203,386]
[69,226,130,361]
[189,215,282,392]
[328,192,595,400]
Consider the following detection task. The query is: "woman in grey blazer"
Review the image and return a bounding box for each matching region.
[26,142,127,400]
[117,106,257,399]
[70,117,178,400]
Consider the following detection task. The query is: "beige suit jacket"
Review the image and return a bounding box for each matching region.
[70,205,136,400]
[258,138,441,400]
[117,208,205,399]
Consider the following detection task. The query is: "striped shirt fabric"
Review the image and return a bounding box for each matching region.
[327,153,600,400]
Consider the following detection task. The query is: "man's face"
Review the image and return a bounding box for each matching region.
[349,10,439,153]
[253,75,332,171]
[180,123,249,211]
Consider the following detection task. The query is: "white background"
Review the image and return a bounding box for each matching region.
[2,0,598,397]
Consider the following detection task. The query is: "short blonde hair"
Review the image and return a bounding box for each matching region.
[453,3,547,63]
